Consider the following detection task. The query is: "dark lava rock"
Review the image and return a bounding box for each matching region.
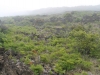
[0,48,34,75]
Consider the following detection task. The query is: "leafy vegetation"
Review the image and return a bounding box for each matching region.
[0,11,100,74]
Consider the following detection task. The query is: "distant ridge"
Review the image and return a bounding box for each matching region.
[29,5,100,15]
[1,5,100,17]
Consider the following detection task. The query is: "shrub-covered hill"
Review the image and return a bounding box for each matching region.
[0,11,100,75]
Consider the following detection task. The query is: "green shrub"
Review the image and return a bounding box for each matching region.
[40,54,50,63]
[54,53,92,73]
[80,61,92,70]
[30,64,43,75]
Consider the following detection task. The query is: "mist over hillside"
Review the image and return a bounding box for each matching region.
[1,5,100,17]
[30,5,100,15]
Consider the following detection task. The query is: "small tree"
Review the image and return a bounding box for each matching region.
[0,32,5,44]
[0,25,8,33]
[69,26,98,56]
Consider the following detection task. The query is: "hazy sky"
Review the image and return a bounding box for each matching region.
[0,0,100,16]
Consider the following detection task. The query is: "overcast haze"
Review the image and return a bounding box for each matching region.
[0,0,100,16]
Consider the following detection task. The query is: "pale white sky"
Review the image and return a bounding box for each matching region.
[0,0,100,16]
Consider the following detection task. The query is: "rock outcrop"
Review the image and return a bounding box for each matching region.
[0,48,63,75]
[0,48,34,75]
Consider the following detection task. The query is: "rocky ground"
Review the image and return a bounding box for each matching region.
[0,48,33,75]
[0,47,100,75]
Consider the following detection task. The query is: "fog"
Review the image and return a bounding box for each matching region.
[0,0,100,17]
